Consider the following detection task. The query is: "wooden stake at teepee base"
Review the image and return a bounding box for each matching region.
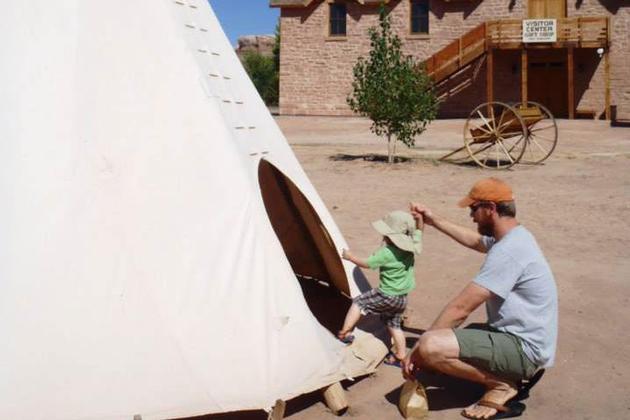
[322,382,349,415]
[267,399,286,420]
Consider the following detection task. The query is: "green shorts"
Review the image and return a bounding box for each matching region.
[453,324,538,382]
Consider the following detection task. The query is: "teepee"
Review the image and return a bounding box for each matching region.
[0,1,386,419]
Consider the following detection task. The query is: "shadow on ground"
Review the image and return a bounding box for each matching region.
[187,376,374,420]
[384,372,485,413]
[329,153,412,163]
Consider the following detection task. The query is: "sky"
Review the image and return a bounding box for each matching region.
[208,0,280,47]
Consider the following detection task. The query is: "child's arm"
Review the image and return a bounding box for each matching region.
[411,211,424,255]
[414,211,424,231]
[341,249,370,269]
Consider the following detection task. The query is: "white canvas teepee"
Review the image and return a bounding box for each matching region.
[0,1,386,419]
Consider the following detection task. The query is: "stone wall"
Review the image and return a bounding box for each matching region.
[277,0,629,119]
[568,1,630,119]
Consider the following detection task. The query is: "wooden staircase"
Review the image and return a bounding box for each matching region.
[422,23,488,101]
[424,23,488,85]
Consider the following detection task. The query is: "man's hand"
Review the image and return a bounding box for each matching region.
[402,346,420,380]
[410,202,435,226]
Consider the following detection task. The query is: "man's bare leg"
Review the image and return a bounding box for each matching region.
[338,303,361,339]
[410,329,518,419]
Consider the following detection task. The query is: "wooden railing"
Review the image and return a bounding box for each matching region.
[487,17,609,48]
[423,16,609,83]
[425,23,487,82]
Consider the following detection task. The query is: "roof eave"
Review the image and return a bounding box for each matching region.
[270,0,391,8]
[269,0,317,8]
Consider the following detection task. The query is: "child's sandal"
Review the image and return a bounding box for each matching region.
[383,352,403,368]
[337,332,355,344]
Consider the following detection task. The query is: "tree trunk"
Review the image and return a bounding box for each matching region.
[393,138,398,161]
[387,133,393,164]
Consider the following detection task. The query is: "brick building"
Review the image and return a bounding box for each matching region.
[270,0,629,120]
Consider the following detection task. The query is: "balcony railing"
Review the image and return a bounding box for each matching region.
[486,16,609,48]
[424,16,609,83]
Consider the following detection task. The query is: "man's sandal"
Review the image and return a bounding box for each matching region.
[461,399,526,419]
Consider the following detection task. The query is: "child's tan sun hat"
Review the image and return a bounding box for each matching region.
[372,210,421,255]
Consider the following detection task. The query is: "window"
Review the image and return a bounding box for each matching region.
[410,0,429,34]
[329,3,347,36]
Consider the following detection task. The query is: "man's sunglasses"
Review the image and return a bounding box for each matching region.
[469,201,494,212]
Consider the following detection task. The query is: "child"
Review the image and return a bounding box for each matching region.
[339,210,423,366]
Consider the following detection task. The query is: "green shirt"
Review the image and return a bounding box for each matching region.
[367,230,422,296]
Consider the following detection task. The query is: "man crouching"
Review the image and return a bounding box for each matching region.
[405,178,558,420]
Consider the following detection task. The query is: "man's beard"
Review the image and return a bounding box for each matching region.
[477,222,493,237]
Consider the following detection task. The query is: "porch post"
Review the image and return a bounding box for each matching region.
[605,48,611,120]
[568,46,575,119]
[487,47,494,104]
[521,48,528,106]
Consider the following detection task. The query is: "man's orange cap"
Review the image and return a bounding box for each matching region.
[458,177,514,208]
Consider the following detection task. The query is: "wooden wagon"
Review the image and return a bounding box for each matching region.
[441,101,558,169]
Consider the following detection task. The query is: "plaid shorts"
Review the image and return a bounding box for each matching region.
[353,288,407,329]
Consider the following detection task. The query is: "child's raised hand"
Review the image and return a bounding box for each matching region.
[415,212,425,230]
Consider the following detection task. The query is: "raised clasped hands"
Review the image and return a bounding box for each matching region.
[410,202,435,226]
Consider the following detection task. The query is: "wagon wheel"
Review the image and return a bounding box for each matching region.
[514,101,558,164]
[464,102,527,170]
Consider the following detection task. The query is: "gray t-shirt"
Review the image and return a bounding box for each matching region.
[476,225,558,368]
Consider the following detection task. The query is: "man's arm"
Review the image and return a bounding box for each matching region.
[410,203,486,253]
[401,282,492,379]
[429,282,492,330]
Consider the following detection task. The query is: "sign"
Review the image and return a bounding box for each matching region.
[522,19,557,43]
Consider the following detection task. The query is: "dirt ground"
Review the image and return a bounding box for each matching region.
[274,116,630,420]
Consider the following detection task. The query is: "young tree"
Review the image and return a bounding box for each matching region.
[347,6,438,163]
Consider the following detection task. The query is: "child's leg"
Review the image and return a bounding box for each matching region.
[383,307,407,360]
[338,303,362,339]
[387,326,407,360]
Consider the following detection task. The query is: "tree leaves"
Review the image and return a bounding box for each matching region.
[242,23,280,106]
[347,5,438,162]
[243,51,278,106]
